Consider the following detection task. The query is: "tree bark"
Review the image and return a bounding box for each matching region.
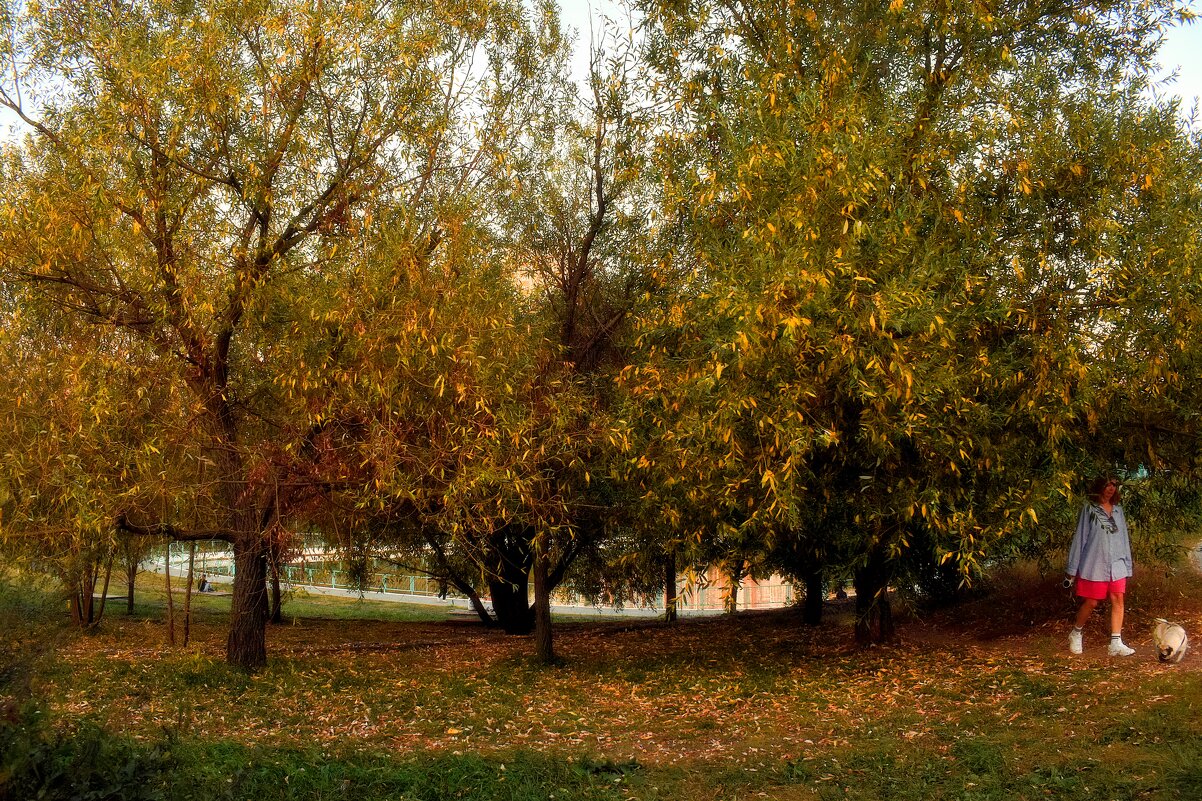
[663,551,678,624]
[84,560,97,625]
[533,548,554,665]
[725,560,744,615]
[802,566,824,626]
[269,556,283,625]
[879,587,895,641]
[465,590,495,626]
[183,542,196,647]
[125,555,137,615]
[164,544,176,646]
[68,579,82,627]
[487,524,535,634]
[489,575,534,634]
[226,533,270,670]
[115,513,269,668]
[445,577,494,627]
[93,556,113,628]
[854,549,893,644]
[66,563,91,627]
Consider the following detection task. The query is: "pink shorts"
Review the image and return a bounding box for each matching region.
[1075,577,1127,600]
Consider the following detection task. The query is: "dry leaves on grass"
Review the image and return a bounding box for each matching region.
[43,597,1202,771]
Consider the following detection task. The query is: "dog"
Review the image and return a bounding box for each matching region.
[1151,618,1189,664]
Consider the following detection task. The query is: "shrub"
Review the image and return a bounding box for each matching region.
[0,707,171,801]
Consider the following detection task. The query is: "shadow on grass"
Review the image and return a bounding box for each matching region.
[1,713,632,801]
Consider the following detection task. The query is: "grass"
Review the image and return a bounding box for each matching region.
[4,563,1202,800]
[105,579,457,625]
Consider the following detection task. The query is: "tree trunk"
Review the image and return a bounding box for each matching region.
[164,545,176,646]
[802,566,824,626]
[879,588,895,641]
[465,591,495,626]
[183,543,196,647]
[489,575,534,634]
[93,556,114,628]
[486,525,534,634]
[269,556,283,625]
[664,551,678,624]
[445,577,495,627]
[125,556,137,615]
[226,532,269,670]
[81,566,96,626]
[67,560,102,628]
[854,550,893,644]
[724,561,744,615]
[68,580,82,627]
[533,548,554,665]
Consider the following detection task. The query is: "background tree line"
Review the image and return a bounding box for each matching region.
[1,0,1200,669]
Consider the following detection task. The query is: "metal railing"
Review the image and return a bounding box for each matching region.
[151,544,799,612]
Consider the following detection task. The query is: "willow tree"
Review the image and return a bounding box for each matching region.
[629,0,1202,640]
[314,32,652,665]
[0,296,169,628]
[0,0,567,669]
[500,40,652,660]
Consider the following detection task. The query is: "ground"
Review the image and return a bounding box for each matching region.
[5,562,1202,800]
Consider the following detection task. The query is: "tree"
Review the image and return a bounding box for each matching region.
[0,0,569,669]
[629,0,1202,640]
[117,530,154,615]
[0,292,165,628]
[314,27,653,664]
[500,37,652,660]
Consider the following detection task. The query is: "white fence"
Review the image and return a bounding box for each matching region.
[146,543,798,616]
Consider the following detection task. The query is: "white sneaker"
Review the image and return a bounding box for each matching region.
[1069,629,1083,655]
[1108,639,1135,657]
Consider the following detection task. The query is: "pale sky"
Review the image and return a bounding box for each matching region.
[1155,13,1202,111]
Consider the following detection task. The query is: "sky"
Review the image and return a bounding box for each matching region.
[1155,13,1202,111]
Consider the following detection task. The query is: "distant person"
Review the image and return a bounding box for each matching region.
[198,574,213,593]
[1066,476,1134,657]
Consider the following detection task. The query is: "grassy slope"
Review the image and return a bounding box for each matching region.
[3,565,1202,801]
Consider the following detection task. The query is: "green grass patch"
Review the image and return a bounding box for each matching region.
[107,577,455,624]
[1,712,629,801]
[6,563,1202,800]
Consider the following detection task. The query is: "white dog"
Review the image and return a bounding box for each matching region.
[1152,618,1189,664]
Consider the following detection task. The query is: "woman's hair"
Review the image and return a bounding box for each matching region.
[1087,475,1122,505]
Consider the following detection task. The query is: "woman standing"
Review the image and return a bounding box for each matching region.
[1066,476,1134,656]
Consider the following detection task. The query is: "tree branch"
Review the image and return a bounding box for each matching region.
[117,514,234,544]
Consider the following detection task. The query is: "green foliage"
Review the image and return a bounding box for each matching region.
[307,25,656,643]
[0,710,170,801]
[0,573,69,706]
[1,0,1200,653]
[1119,472,1202,564]
[622,0,1202,615]
[0,0,578,663]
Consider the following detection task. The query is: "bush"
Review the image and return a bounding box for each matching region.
[0,707,171,801]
